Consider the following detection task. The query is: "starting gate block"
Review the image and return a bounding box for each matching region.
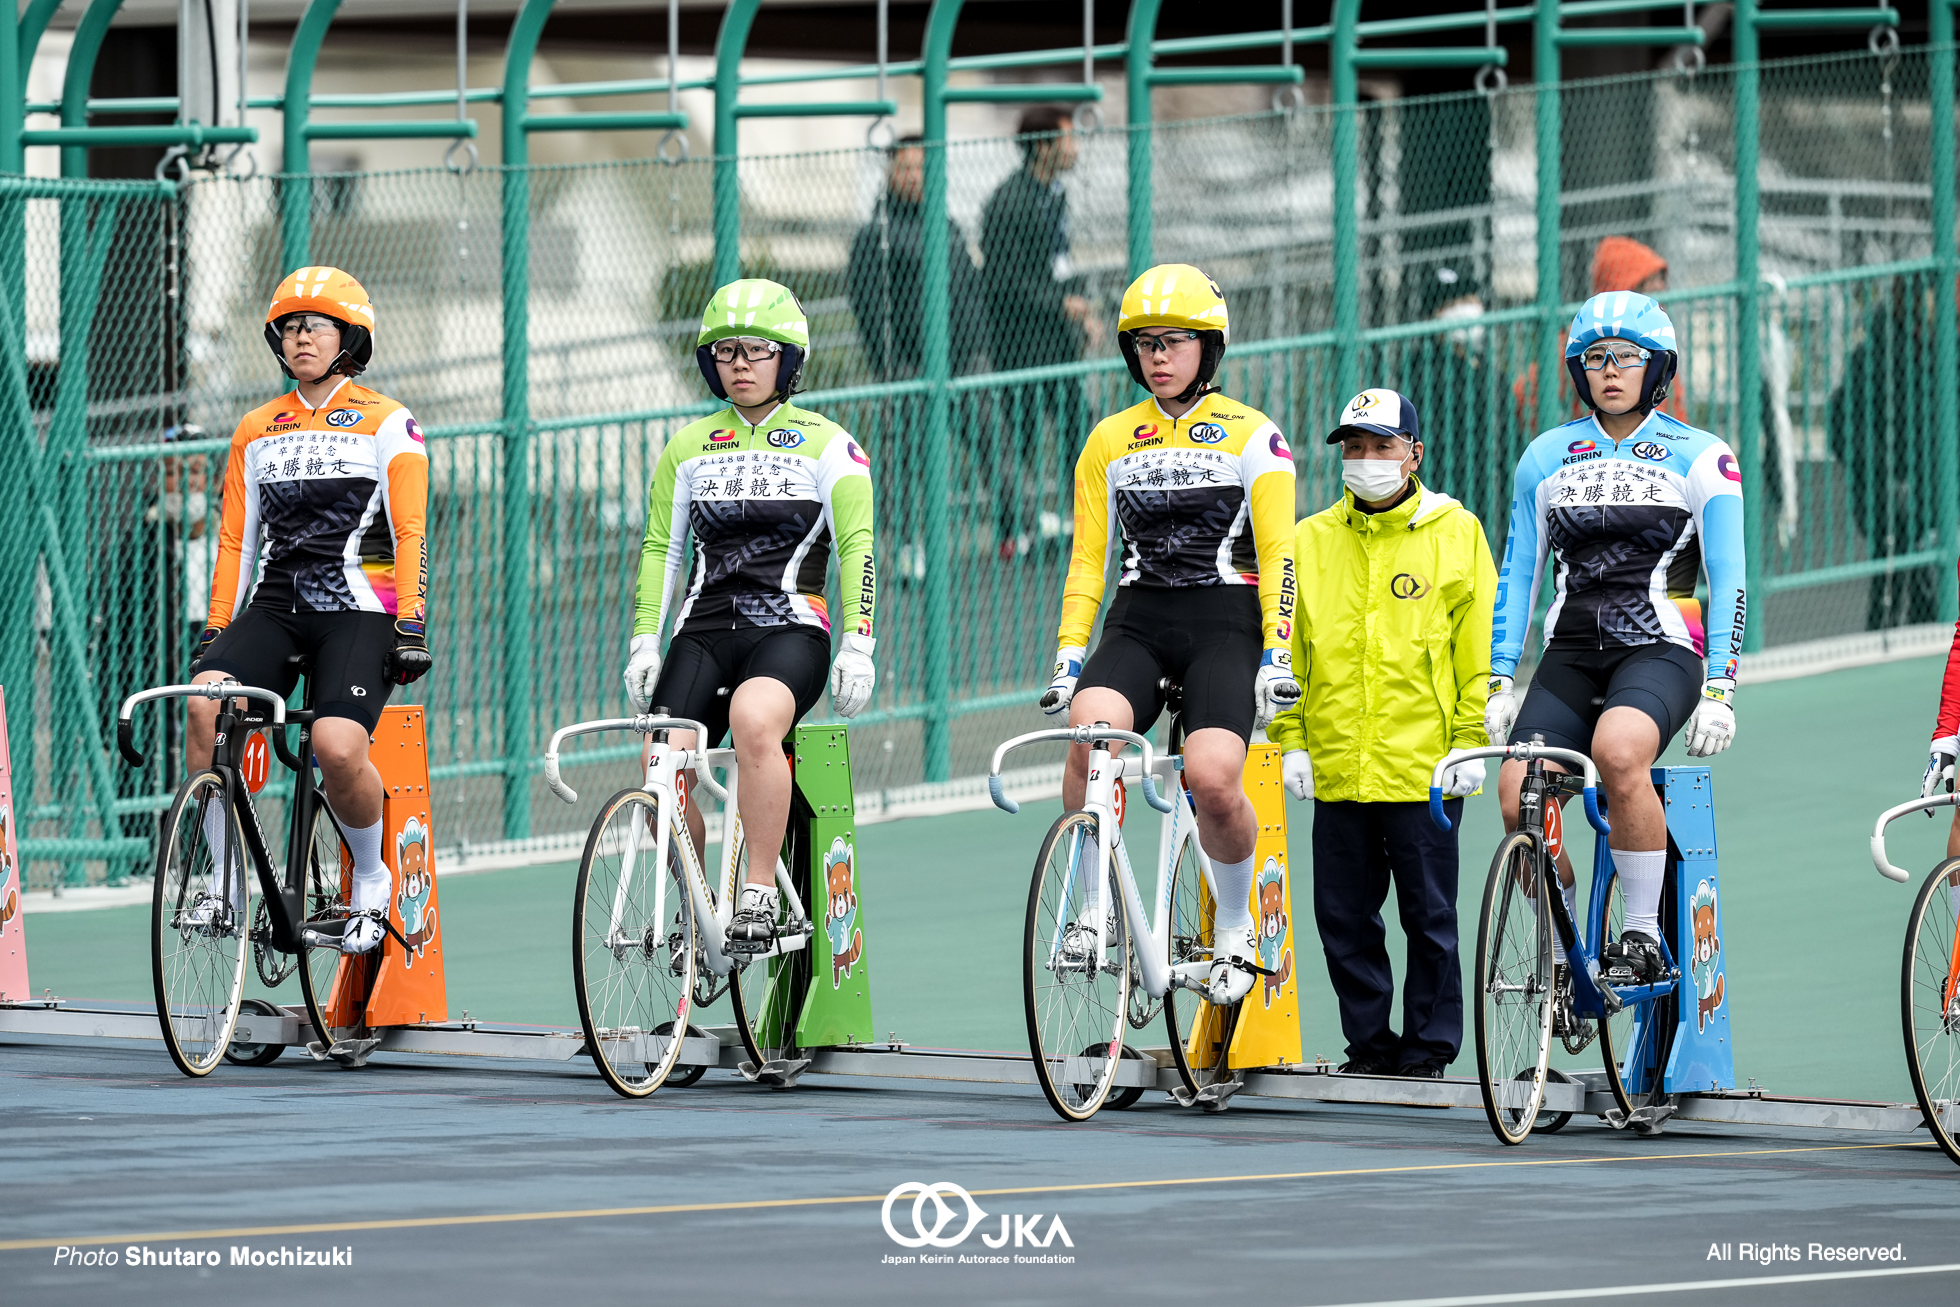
[1657,765,1732,1094]
[0,689,28,1003]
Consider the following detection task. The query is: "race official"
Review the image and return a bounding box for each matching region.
[1269,389,1496,1078]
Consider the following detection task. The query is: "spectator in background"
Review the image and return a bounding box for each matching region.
[1402,267,1494,503]
[1513,235,1688,429]
[847,134,987,382]
[1830,282,1955,630]
[981,105,1102,560]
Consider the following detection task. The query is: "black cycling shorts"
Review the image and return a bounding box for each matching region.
[1076,586,1261,740]
[1510,642,1704,755]
[649,624,831,747]
[201,607,397,732]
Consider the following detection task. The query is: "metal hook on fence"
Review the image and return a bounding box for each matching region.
[154,145,193,188]
[1668,44,1705,79]
[1867,23,1900,61]
[657,130,691,165]
[444,0,476,174]
[444,137,479,175]
[1473,65,1508,96]
[1071,102,1104,133]
[1071,0,1102,132]
[223,146,259,179]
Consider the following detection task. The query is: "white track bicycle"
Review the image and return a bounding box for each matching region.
[545,713,816,1098]
[990,695,1261,1121]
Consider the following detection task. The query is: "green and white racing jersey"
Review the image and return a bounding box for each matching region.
[633,401,877,640]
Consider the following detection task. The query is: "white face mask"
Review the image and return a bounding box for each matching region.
[1342,458,1409,503]
[160,490,209,521]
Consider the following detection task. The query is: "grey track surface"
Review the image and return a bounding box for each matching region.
[4,1037,1958,1307]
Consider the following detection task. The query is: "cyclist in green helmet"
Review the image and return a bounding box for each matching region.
[625,279,878,953]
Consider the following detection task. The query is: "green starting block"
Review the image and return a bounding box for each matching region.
[745,724,874,1053]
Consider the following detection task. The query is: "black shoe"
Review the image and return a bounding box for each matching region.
[1336,1054,1394,1076]
[1396,1061,1445,1079]
[1600,930,1664,985]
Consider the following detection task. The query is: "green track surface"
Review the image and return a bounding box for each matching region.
[25,654,1951,1101]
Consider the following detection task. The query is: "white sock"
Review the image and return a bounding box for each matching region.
[1551,882,1577,964]
[201,802,239,909]
[344,818,391,914]
[741,883,780,909]
[1209,851,1256,945]
[1614,848,1668,941]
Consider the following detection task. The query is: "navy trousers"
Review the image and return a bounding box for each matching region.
[1310,798,1464,1069]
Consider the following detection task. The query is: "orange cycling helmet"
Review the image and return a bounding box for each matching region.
[263,266,375,379]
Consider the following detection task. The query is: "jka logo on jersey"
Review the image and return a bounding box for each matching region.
[1631,441,1670,462]
[324,408,364,428]
[765,428,804,449]
[1188,422,1228,445]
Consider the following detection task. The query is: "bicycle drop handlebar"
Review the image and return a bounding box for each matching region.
[987,725,1175,816]
[542,715,727,805]
[115,682,289,771]
[1426,742,1609,835]
[1868,792,1960,883]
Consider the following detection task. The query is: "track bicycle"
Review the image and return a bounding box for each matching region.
[545,710,818,1099]
[1869,792,1960,1166]
[1431,738,1683,1145]
[117,665,367,1077]
[990,687,1265,1121]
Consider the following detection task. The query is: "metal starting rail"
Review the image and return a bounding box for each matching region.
[0,997,1929,1136]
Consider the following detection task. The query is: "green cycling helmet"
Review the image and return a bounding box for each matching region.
[696,278,810,401]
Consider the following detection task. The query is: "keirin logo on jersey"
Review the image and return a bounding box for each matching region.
[881,1182,1073,1250]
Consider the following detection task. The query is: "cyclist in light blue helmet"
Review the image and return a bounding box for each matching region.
[1485,291,1746,994]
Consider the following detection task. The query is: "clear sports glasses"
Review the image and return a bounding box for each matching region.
[1579,344,1653,372]
[1128,329,1203,355]
[278,314,342,338]
[707,338,783,364]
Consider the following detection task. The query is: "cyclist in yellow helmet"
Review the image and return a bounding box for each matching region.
[1040,264,1298,1005]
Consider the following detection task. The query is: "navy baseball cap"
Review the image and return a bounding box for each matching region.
[1326,387,1421,444]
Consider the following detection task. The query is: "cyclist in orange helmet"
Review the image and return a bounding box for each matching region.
[183,267,430,955]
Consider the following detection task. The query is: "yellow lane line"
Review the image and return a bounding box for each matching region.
[0,1139,1934,1252]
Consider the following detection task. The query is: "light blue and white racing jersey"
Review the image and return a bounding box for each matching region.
[1491,410,1747,682]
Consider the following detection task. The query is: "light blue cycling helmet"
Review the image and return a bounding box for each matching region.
[1565,291,1678,413]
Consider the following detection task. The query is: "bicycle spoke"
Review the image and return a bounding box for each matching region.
[152,774,248,1077]
[1905,861,1960,1164]
[1025,813,1131,1120]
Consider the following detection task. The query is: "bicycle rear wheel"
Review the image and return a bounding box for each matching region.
[574,789,700,1098]
[296,801,364,1047]
[729,842,812,1071]
[1025,811,1133,1121]
[1903,856,1960,1166]
[151,772,249,1077]
[1474,831,1554,1145]
[1596,864,1674,1119]
[1161,826,1211,1097]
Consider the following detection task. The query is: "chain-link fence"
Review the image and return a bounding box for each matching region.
[6,46,1954,887]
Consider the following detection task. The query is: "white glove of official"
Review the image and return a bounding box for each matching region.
[1253,650,1302,730]
[1923,735,1959,799]
[829,633,876,719]
[1040,646,1086,716]
[623,634,662,712]
[1683,680,1737,758]
[1282,750,1314,801]
[1441,757,1486,798]
[1484,675,1518,746]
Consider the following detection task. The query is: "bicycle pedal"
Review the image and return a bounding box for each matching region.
[737,1056,811,1089]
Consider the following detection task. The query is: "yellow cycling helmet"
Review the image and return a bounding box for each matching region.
[1117,263,1229,401]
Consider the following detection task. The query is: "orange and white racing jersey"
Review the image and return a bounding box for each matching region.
[206,378,428,626]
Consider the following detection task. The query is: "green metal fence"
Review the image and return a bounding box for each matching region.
[5,43,1957,887]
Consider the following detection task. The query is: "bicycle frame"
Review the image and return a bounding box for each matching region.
[119,681,321,954]
[989,725,1204,1001]
[545,715,814,982]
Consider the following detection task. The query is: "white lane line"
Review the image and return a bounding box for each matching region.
[1308,1261,1960,1307]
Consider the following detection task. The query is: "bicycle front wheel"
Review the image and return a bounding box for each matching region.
[1161,824,1212,1097]
[1025,811,1133,1122]
[574,789,700,1098]
[1903,856,1960,1165]
[151,772,249,1077]
[1474,831,1554,1145]
[296,800,366,1047]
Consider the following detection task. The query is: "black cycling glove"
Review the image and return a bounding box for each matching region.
[385,618,432,686]
[190,625,221,676]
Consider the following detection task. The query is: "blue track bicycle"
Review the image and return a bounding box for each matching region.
[1432,739,1685,1145]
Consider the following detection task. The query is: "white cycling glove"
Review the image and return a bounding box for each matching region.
[1923,735,1959,799]
[623,634,662,712]
[1282,750,1314,801]
[1253,650,1302,730]
[1683,680,1737,758]
[1441,757,1486,798]
[829,633,876,719]
[1040,646,1086,716]
[1484,675,1518,746]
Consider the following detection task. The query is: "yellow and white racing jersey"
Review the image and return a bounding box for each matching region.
[1057,390,1296,653]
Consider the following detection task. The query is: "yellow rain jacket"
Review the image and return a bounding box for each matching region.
[1269,479,1497,803]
